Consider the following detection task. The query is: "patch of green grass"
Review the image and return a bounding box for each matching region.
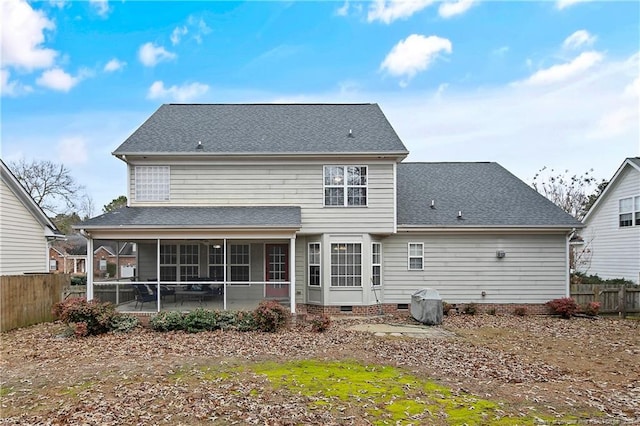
[252,360,579,425]
[0,385,14,397]
[61,380,94,398]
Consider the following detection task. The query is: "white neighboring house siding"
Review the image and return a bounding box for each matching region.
[382,232,569,304]
[0,179,49,275]
[127,162,396,234]
[581,166,640,283]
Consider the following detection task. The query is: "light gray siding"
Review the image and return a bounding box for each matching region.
[128,162,396,234]
[581,166,640,283]
[0,179,48,275]
[382,232,569,304]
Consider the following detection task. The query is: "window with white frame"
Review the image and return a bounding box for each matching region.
[330,243,362,286]
[619,196,640,227]
[229,244,250,281]
[49,259,57,271]
[323,166,367,206]
[208,244,224,281]
[160,244,177,282]
[135,166,170,202]
[308,243,321,286]
[179,244,199,281]
[372,242,381,286]
[408,242,424,271]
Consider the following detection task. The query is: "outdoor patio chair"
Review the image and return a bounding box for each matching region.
[131,283,156,309]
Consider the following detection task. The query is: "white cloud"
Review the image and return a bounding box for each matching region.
[147,80,209,102]
[1,69,33,97]
[519,51,603,86]
[49,0,67,8]
[624,75,640,98]
[563,30,596,50]
[380,34,452,85]
[438,0,476,19]
[556,0,591,10]
[336,1,350,16]
[170,26,188,45]
[492,46,509,57]
[103,58,126,72]
[187,16,211,44]
[36,67,81,92]
[367,0,435,24]
[138,42,176,67]
[57,137,88,165]
[1,0,57,71]
[89,0,110,17]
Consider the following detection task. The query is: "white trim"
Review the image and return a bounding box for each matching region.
[393,162,397,234]
[583,158,640,223]
[308,242,321,287]
[565,233,570,297]
[407,242,424,271]
[87,238,94,300]
[329,242,363,287]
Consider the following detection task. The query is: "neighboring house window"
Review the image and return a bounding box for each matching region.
[619,196,640,227]
[208,245,224,281]
[229,244,250,282]
[160,245,177,282]
[135,166,170,202]
[408,243,424,271]
[372,243,381,286]
[179,244,199,281]
[308,243,321,286]
[323,166,367,206]
[330,243,362,287]
[99,258,107,271]
[49,259,57,271]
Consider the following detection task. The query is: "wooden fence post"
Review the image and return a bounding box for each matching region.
[618,286,627,319]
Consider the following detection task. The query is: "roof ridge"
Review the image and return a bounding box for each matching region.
[166,103,377,106]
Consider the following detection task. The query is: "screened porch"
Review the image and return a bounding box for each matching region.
[87,238,295,314]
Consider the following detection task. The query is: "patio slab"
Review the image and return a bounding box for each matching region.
[346,322,455,339]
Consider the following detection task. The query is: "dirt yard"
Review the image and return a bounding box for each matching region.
[1,314,638,425]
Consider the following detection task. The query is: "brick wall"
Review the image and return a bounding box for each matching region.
[297,302,552,316]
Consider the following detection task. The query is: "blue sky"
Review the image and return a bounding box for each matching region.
[1,0,639,215]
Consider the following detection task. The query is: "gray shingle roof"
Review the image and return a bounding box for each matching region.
[397,162,584,228]
[113,104,408,156]
[77,206,301,229]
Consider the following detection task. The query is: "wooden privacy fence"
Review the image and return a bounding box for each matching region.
[0,274,69,332]
[570,283,640,318]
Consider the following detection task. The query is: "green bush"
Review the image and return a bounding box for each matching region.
[70,275,87,286]
[149,311,185,332]
[546,297,578,319]
[253,300,290,332]
[183,308,220,333]
[572,272,635,286]
[109,314,140,333]
[232,311,257,332]
[463,303,477,315]
[52,297,118,336]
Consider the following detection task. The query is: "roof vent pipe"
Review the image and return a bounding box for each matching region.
[348,129,354,138]
[457,211,463,219]
[430,200,435,209]
[196,141,203,150]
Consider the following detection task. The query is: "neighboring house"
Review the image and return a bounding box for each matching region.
[93,241,137,278]
[579,157,640,283]
[50,233,88,275]
[77,104,582,314]
[0,159,63,275]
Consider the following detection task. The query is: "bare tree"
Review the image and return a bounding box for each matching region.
[532,167,605,220]
[9,159,83,215]
[78,190,96,220]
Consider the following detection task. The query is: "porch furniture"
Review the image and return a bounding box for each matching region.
[131,284,156,309]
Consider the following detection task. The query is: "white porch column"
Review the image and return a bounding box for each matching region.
[86,237,94,300]
[156,238,161,312]
[223,238,227,311]
[290,236,296,314]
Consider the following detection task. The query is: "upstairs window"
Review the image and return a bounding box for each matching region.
[619,196,640,227]
[324,166,367,206]
[135,166,170,202]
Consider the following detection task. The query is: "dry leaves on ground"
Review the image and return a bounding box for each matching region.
[1,314,638,425]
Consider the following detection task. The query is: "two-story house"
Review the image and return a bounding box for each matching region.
[578,158,640,283]
[77,104,582,314]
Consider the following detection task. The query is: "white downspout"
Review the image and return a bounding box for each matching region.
[223,238,227,311]
[156,238,161,313]
[290,235,296,314]
[86,235,94,301]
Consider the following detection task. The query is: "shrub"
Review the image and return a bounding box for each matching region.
[309,314,331,333]
[231,311,257,332]
[463,303,477,315]
[571,272,635,286]
[488,308,497,316]
[546,297,578,319]
[110,314,140,333]
[442,302,453,315]
[513,307,527,317]
[253,300,290,332]
[183,309,219,333]
[582,301,601,316]
[149,311,185,332]
[70,275,87,286]
[52,297,117,336]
